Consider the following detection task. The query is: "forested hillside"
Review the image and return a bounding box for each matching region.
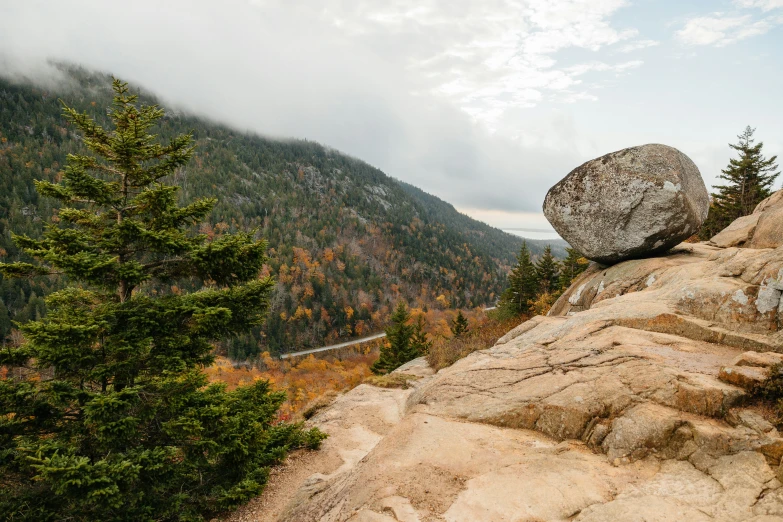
[0,67,548,357]
[397,181,568,258]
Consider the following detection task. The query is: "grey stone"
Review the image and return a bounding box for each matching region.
[543,144,709,264]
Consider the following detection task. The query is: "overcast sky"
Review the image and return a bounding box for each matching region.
[1,0,782,238]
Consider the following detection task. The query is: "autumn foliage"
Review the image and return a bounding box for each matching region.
[427,314,521,371]
[205,307,497,417]
[204,341,381,420]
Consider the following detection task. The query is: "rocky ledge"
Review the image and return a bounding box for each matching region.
[240,193,783,522]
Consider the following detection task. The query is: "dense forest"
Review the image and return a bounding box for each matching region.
[0,66,560,357]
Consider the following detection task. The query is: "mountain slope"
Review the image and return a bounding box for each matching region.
[0,67,540,356]
[397,182,568,257]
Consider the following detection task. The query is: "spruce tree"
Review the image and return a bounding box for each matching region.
[499,242,537,316]
[700,126,780,238]
[410,315,433,356]
[371,302,415,374]
[450,310,469,338]
[0,298,10,342]
[534,245,560,295]
[558,247,589,290]
[0,79,324,521]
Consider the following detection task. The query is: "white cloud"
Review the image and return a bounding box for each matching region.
[734,0,783,11]
[309,0,641,130]
[559,91,599,104]
[618,39,660,52]
[678,15,747,46]
[678,0,783,47]
[383,0,639,128]
[566,60,643,76]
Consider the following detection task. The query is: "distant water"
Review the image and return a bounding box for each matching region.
[503,228,562,241]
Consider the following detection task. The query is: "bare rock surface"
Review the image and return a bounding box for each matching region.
[237,236,783,520]
[549,242,783,336]
[710,214,761,248]
[543,144,709,264]
[224,360,434,522]
[711,189,783,249]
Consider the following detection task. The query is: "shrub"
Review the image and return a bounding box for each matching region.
[744,363,783,428]
[527,292,556,317]
[364,373,421,389]
[301,391,339,420]
[426,316,520,371]
[756,363,783,400]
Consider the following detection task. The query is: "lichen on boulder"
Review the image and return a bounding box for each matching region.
[543,144,709,264]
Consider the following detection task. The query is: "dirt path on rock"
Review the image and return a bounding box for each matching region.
[221,449,323,522]
[221,362,434,522]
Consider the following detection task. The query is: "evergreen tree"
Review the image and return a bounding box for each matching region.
[700,126,780,238]
[0,79,324,521]
[534,245,561,295]
[558,247,589,291]
[371,301,415,374]
[499,242,538,316]
[410,315,433,356]
[0,298,10,342]
[450,310,469,338]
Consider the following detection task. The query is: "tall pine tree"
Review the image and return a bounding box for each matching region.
[410,315,433,357]
[534,245,561,295]
[559,247,589,291]
[372,302,416,374]
[700,126,780,238]
[0,298,11,343]
[450,310,469,338]
[0,79,324,521]
[499,242,538,316]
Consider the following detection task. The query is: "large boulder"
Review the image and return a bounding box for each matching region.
[543,144,709,264]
